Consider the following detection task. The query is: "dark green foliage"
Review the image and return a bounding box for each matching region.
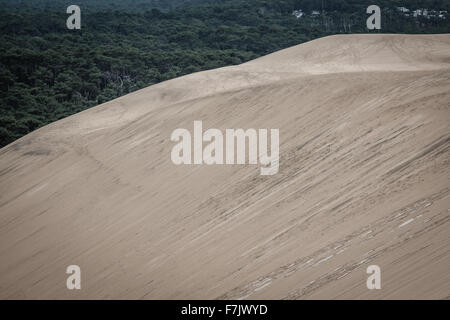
[0,0,449,147]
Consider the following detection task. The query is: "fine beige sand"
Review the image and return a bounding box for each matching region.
[0,34,449,299]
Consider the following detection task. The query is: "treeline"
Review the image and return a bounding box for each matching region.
[0,0,230,13]
[0,0,449,147]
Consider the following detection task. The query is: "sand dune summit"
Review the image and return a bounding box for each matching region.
[0,34,449,299]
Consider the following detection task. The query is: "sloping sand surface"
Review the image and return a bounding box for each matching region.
[0,34,449,299]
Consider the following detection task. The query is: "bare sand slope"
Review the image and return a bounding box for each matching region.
[0,34,449,299]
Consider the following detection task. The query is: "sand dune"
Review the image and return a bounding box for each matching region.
[0,34,449,299]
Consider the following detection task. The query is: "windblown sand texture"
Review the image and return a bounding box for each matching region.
[0,34,449,299]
